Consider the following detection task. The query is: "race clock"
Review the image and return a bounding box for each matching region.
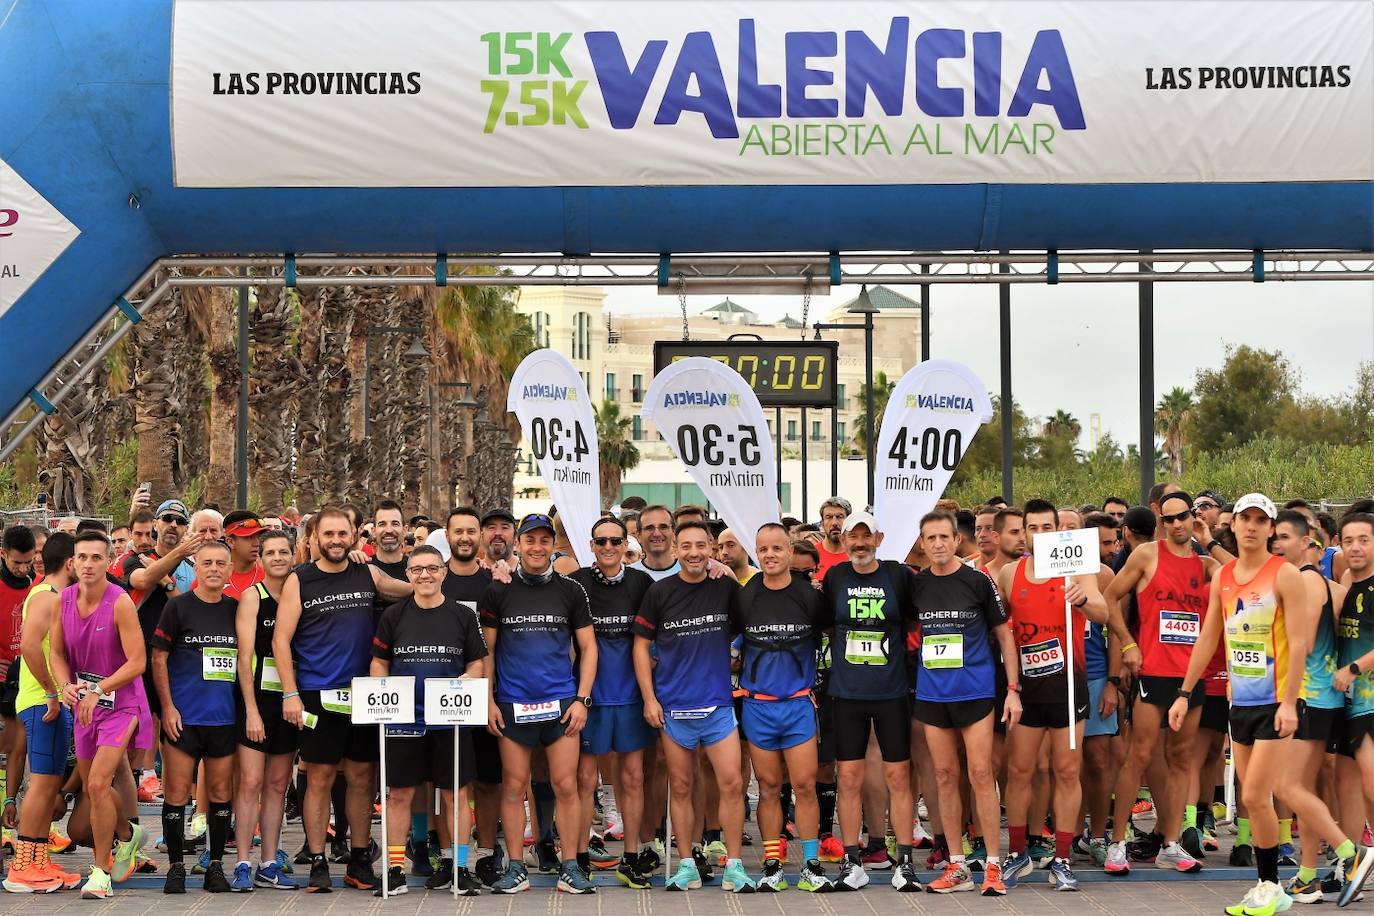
[653,340,839,408]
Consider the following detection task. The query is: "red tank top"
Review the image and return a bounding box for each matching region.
[1138,546,1209,678]
[1010,558,1085,701]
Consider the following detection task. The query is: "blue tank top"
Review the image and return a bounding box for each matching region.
[292,561,377,690]
[1299,565,1341,710]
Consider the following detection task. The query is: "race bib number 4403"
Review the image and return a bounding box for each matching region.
[1159,610,1200,645]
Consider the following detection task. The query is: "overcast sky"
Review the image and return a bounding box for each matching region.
[607,277,1374,451]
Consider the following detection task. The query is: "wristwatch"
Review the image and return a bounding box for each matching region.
[1351,662,1363,677]
[1176,686,1194,700]
[1107,676,1122,687]
[1006,682,1022,694]
[574,695,593,708]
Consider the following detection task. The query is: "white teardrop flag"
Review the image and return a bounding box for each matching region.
[873,359,993,561]
[507,349,601,568]
[642,357,780,557]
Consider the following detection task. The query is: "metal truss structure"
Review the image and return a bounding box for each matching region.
[5,249,1373,466]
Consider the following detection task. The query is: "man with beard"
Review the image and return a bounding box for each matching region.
[480,510,516,568]
[439,507,503,884]
[0,524,37,806]
[273,506,413,893]
[816,498,851,581]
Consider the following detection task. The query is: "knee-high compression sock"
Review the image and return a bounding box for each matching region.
[1237,818,1252,847]
[209,801,232,862]
[331,774,348,844]
[163,804,187,866]
[533,781,556,843]
[817,782,837,836]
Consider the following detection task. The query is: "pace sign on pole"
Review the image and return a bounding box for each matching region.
[1032,527,1100,750]
[424,677,488,899]
[873,360,993,562]
[508,349,600,568]
[642,357,780,557]
[352,676,415,899]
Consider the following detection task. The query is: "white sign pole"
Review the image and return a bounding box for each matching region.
[423,677,490,897]
[872,360,992,562]
[1032,528,1100,751]
[508,350,601,567]
[353,676,417,900]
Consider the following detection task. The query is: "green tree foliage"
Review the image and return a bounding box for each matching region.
[594,398,640,510]
[1188,345,1297,451]
[853,370,896,456]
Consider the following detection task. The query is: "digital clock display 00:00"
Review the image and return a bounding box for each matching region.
[652,341,838,407]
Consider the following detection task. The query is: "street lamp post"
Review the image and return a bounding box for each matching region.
[431,380,477,513]
[812,284,881,507]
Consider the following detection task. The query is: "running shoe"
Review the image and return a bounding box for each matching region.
[1365,826,1373,848]
[692,844,715,883]
[615,857,649,890]
[665,859,702,891]
[722,859,757,893]
[230,861,254,892]
[756,857,788,892]
[373,866,408,897]
[344,859,379,890]
[1224,881,1267,916]
[1128,831,1163,863]
[113,823,147,882]
[1132,797,1155,817]
[1285,872,1322,905]
[533,838,560,874]
[1089,837,1109,867]
[1232,844,1256,867]
[254,861,297,889]
[818,835,845,863]
[1028,836,1055,868]
[452,866,482,896]
[405,839,433,877]
[1181,826,1206,860]
[425,861,453,890]
[924,844,949,869]
[46,826,72,855]
[797,859,836,892]
[36,848,81,890]
[588,836,619,869]
[862,846,895,869]
[1339,845,1374,908]
[491,861,531,894]
[1157,842,1203,873]
[1002,851,1034,888]
[161,863,186,896]
[967,836,988,871]
[3,850,60,894]
[891,855,922,892]
[980,861,1006,897]
[926,860,974,893]
[704,839,728,867]
[1233,880,1291,916]
[604,808,625,841]
[1279,844,1299,867]
[1104,840,1131,876]
[636,845,662,875]
[294,842,312,866]
[1048,858,1080,891]
[556,861,596,894]
[203,860,231,893]
[138,771,163,803]
[913,820,934,849]
[307,857,332,893]
[1212,801,1230,824]
[837,857,869,891]
[275,848,293,875]
[189,813,208,845]
[1074,833,1094,862]
[191,847,211,875]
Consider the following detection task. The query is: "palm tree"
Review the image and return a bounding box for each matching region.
[1043,409,1081,442]
[184,282,239,509]
[249,287,302,513]
[1156,386,1195,476]
[595,399,639,509]
[853,370,896,456]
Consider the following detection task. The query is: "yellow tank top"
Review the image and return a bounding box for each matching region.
[16,582,56,714]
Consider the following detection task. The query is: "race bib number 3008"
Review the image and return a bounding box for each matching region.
[1020,638,1065,678]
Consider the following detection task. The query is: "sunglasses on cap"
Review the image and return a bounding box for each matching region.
[593,536,625,547]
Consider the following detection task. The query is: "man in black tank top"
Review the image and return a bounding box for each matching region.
[273,506,413,894]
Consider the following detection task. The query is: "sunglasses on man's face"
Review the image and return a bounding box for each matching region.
[593,537,625,547]
[1161,509,1194,524]
[160,515,185,525]
[1194,501,1218,511]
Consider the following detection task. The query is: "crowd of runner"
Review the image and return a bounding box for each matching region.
[2,484,1374,915]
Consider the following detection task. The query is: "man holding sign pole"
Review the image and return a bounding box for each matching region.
[370,546,488,896]
[997,500,1106,893]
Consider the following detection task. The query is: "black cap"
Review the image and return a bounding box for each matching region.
[1123,506,1157,538]
[516,513,556,536]
[480,508,516,527]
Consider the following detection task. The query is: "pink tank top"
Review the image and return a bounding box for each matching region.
[60,582,147,714]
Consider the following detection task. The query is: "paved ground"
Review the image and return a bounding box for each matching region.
[0,802,1283,914]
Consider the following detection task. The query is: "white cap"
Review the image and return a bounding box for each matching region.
[1232,492,1277,520]
[842,510,881,534]
[627,536,642,554]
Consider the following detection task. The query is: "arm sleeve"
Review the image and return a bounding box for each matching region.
[370,605,397,660]
[149,599,177,651]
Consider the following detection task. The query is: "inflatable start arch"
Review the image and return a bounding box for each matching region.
[2,0,1372,431]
